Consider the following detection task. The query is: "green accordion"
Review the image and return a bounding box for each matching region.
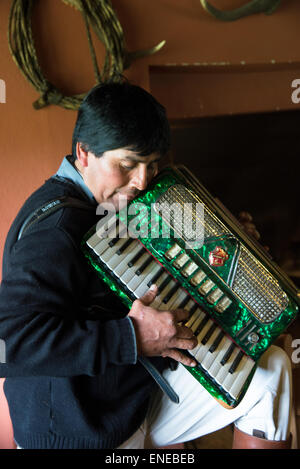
[82,166,300,408]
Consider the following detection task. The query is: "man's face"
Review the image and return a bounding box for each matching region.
[77,147,161,210]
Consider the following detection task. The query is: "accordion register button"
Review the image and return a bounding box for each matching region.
[198,278,215,295]
[173,253,190,269]
[181,261,198,278]
[164,243,181,260]
[206,288,223,304]
[215,296,232,313]
[190,270,206,286]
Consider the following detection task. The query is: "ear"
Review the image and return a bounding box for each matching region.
[76,142,89,167]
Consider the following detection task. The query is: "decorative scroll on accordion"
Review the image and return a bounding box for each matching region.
[82,166,300,408]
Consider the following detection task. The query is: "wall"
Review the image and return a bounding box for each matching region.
[0,0,300,448]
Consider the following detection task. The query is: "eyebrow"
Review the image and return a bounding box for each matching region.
[124,155,161,163]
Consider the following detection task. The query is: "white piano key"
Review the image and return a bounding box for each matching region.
[199,326,224,369]
[149,273,171,308]
[152,280,177,310]
[185,308,205,331]
[206,337,233,378]
[126,254,152,292]
[133,263,163,299]
[106,240,140,270]
[201,334,228,371]
[126,257,155,292]
[214,347,240,386]
[100,237,131,263]
[91,236,112,257]
[222,353,247,394]
[112,241,139,277]
[228,357,256,399]
[193,321,218,363]
[190,319,214,359]
[119,245,153,285]
[86,215,118,248]
[162,288,187,311]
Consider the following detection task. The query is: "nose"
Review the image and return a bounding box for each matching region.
[131,164,148,191]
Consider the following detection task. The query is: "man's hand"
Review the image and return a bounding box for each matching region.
[128,285,197,367]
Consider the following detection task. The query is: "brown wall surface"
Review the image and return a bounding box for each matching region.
[0,0,300,448]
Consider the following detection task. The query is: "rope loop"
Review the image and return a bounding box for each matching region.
[8,0,166,110]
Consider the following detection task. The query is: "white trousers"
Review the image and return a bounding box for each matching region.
[118,345,292,449]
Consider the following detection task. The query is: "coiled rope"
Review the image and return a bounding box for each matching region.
[8,0,165,110]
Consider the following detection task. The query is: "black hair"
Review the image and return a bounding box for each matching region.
[72,81,170,159]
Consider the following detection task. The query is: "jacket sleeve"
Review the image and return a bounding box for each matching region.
[0,227,137,377]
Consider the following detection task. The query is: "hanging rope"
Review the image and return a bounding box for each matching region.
[8,0,166,110]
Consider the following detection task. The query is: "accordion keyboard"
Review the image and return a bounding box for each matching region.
[86,224,256,403]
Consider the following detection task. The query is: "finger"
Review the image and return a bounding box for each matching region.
[169,336,198,351]
[162,349,197,367]
[171,309,190,323]
[238,211,253,222]
[139,284,158,306]
[176,325,197,340]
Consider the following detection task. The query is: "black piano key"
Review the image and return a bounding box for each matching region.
[201,323,217,345]
[229,350,244,374]
[209,330,225,353]
[157,276,172,294]
[194,315,209,336]
[127,246,145,266]
[178,295,190,309]
[220,342,236,366]
[108,227,128,247]
[135,256,153,275]
[162,284,179,304]
[147,267,164,288]
[116,238,135,255]
[99,217,119,238]
[189,303,198,316]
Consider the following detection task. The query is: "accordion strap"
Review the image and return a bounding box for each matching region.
[17,196,94,241]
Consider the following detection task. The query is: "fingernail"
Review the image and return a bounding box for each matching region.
[150,284,157,291]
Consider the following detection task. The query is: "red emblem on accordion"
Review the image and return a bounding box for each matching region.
[209,246,229,267]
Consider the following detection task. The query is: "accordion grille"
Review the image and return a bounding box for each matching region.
[155,184,289,323]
